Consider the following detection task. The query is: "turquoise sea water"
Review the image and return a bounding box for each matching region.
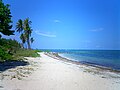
[42,49,120,71]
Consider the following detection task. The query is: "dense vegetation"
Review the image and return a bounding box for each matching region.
[0,38,41,62]
[0,38,19,61]
[0,0,14,37]
[0,0,41,62]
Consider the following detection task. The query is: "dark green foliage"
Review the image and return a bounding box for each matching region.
[0,38,40,62]
[0,48,12,61]
[0,0,14,36]
[0,38,21,61]
[0,38,21,52]
[16,19,23,33]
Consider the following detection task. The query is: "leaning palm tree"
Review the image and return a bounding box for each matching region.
[23,18,32,49]
[16,18,33,49]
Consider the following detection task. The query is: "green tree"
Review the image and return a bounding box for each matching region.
[16,19,26,48]
[16,18,33,49]
[0,0,14,37]
[0,38,21,61]
[16,19,23,33]
[20,33,26,48]
[16,19,25,48]
[24,18,32,49]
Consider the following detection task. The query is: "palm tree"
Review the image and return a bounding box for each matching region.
[20,33,26,48]
[16,19,25,48]
[16,19,23,33]
[30,37,34,44]
[16,18,33,49]
[23,18,32,49]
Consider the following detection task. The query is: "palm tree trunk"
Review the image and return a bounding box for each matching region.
[27,38,31,49]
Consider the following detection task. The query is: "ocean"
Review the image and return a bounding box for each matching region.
[42,49,120,71]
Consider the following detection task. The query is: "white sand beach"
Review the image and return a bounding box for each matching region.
[0,52,120,90]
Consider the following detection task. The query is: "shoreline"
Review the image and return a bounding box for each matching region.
[1,52,120,90]
[45,52,120,76]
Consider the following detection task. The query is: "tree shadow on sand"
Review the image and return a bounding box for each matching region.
[0,60,29,72]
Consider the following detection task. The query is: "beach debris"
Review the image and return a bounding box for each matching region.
[0,58,38,80]
[0,86,3,88]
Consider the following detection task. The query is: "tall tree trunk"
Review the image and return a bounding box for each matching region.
[27,38,31,49]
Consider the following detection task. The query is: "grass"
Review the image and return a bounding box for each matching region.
[0,38,43,62]
[0,49,42,62]
[12,49,42,60]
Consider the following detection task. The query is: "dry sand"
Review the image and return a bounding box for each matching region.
[0,52,120,90]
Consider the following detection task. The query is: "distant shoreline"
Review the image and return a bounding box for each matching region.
[45,52,120,74]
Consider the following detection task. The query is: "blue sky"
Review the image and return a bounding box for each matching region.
[3,0,120,50]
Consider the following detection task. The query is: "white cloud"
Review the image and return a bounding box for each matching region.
[53,20,61,23]
[35,31,56,37]
[90,28,104,32]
